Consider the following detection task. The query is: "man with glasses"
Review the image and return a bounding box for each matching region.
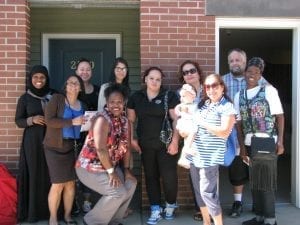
[222,48,268,218]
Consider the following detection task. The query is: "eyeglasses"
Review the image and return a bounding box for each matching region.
[115,67,127,72]
[182,68,197,76]
[67,81,80,86]
[204,82,220,90]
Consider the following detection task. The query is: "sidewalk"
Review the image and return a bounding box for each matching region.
[19,203,300,225]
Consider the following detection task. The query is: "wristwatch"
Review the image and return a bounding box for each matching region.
[106,167,114,174]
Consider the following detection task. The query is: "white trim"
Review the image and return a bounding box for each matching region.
[291,25,300,208]
[216,17,300,208]
[29,0,139,8]
[42,33,121,69]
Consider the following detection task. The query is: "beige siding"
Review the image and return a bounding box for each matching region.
[30,7,141,90]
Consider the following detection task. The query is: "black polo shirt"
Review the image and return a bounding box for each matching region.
[127,88,179,144]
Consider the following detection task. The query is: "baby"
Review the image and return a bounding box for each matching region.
[175,84,198,169]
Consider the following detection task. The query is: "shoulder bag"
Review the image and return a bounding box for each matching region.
[160,91,173,148]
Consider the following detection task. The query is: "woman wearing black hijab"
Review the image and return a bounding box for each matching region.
[15,65,55,223]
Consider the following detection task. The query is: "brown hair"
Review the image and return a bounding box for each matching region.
[199,73,231,108]
[142,66,164,83]
[178,60,203,84]
[62,74,85,100]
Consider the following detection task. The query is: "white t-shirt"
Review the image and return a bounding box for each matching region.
[97,82,110,111]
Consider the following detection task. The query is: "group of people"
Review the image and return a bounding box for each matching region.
[16,57,133,225]
[15,48,285,225]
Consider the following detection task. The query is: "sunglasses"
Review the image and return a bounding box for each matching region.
[182,68,197,76]
[204,82,220,90]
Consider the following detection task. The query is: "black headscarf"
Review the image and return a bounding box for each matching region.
[27,65,50,97]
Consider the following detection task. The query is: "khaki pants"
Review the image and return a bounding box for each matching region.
[76,167,137,225]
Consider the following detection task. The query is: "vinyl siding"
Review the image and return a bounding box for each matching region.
[30,7,141,90]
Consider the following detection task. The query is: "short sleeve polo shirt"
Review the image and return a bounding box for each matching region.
[127,89,179,143]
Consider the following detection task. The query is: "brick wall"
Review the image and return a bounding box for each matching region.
[0,0,30,174]
[140,0,216,208]
[0,0,216,210]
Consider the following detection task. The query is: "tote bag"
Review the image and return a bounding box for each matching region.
[224,127,237,166]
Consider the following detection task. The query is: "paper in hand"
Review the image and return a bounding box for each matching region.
[80,111,98,132]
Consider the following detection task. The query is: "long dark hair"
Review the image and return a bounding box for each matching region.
[178,60,203,84]
[109,57,130,89]
[198,73,231,108]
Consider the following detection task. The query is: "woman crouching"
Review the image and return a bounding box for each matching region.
[75,83,137,225]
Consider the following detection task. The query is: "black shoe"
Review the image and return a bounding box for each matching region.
[193,212,203,221]
[242,217,264,225]
[229,201,243,217]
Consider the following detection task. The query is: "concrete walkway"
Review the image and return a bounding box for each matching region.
[19,203,300,225]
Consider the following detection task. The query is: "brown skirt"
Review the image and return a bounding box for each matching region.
[44,140,76,183]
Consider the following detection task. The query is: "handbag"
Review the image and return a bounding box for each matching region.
[160,91,173,147]
[245,89,276,157]
[224,127,237,166]
[251,136,276,155]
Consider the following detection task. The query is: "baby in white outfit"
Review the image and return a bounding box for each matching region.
[175,84,198,169]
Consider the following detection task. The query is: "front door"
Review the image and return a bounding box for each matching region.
[48,39,116,91]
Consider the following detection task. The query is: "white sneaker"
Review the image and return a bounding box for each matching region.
[164,202,178,220]
[147,205,162,225]
[82,200,92,213]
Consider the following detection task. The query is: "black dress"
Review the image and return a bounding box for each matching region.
[15,92,51,222]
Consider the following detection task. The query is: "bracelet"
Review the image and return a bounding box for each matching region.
[106,167,114,174]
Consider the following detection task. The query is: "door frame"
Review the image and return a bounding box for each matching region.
[42,33,121,69]
[215,17,300,208]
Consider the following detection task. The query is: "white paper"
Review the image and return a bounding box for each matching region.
[80,111,98,132]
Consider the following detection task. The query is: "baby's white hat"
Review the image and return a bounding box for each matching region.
[181,84,196,96]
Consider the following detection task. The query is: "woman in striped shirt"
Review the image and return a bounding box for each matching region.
[190,74,236,225]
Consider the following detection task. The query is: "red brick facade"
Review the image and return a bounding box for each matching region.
[140,0,215,208]
[0,0,216,208]
[0,0,30,174]
[140,0,215,87]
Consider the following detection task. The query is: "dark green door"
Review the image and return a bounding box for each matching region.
[49,39,116,91]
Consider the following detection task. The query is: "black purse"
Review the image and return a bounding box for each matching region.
[245,89,276,157]
[251,136,276,155]
[160,91,173,147]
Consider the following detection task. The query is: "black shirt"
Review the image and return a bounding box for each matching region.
[127,88,179,143]
[80,84,100,111]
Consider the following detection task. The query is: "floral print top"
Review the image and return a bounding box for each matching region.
[75,109,128,173]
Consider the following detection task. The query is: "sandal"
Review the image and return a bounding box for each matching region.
[123,208,134,218]
[63,219,78,225]
[193,212,203,221]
